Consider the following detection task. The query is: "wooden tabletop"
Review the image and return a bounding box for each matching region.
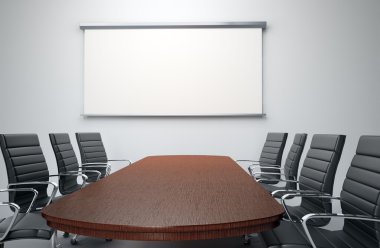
[42,155,284,240]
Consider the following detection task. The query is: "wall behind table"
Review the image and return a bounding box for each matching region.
[0,0,379,203]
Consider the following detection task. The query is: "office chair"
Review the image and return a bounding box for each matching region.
[237,132,288,183]
[260,135,380,248]
[0,133,61,212]
[50,133,103,187]
[250,133,307,191]
[49,133,110,244]
[0,188,60,248]
[0,134,89,211]
[268,134,346,226]
[76,132,131,175]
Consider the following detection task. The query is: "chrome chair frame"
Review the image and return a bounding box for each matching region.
[7,181,58,210]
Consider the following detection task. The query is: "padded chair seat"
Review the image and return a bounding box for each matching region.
[82,167,107,182]
[285,202,331,227]
[86,176,99,183]
[59,182,83,194]
[262,220,378,248]
[261,221,310,247]
[257,168,282,185]
[0,213,53,241]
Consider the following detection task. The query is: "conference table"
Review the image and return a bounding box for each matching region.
[42,155,284,241]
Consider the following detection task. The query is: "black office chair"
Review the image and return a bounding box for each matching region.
[0,134,89,212]
[49,133,109,244]
[76,132,131,175]
[261,135,380,248]
[50,133,103,187]
[237,132,288,183]
[268,134,346,226]
[0,188,60,248]
[0,134,60,212]
[251,133,307,191]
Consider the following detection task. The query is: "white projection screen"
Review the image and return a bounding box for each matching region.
[82,23,266,116]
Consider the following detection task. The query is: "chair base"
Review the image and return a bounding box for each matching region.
[70,234,112,245]
[71,234,78,245]
[51,230,62,248]
[243,234,251,245]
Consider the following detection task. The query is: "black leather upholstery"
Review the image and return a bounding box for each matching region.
[340,135,380,247]
[291,134,345,226]
[261,134,307,191]
[261,135,380,248]
[49,133,83,194]
[75,132,108,163]
[75,132,108,179]
[0,213,53,242]
[0,134,50,212]
[259,133,288,182]
[283,134,308,189]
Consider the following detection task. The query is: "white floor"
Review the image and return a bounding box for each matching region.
[3,232,266,248]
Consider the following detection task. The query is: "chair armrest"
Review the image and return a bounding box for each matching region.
[0,188,38,213]
[253,166,284,170]
[248,164,282,174]
[253,172,286,181]
[108,159,132,165]
[49,173,89,189]
[81,163,110,166]
[253,172,286,177]
[272,188,322,197]
[81,163,112,176]
[79,164,110,171]
[257,175,296,183]
[7,181,58,208]
[249,164,281,168]
[0,201,20,241]
[236,159,260,163]
[0,188,40,241]
[301,212,378,248]
[268,181,301,194]
[70,170,101,182]
[280,193,336,222]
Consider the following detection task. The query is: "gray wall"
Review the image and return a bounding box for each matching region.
[0,0,379,202]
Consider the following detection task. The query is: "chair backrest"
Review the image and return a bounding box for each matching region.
[283,133,307,189]
[0,134,49,211]
[299,134,346,212]
[259,132,288,181]
[49,133,80,195]
[259,132,288,166]
[340,136,380,247]
[76,132,108,164]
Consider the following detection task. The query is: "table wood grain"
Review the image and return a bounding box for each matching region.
[42,155,284,240]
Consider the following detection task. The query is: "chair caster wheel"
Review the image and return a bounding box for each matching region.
[63,232,70,238]
[71,238,78,245]
[106,239,113,242]
[243,234,251,245]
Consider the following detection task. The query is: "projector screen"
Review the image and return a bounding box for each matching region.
[82,23,265,116]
